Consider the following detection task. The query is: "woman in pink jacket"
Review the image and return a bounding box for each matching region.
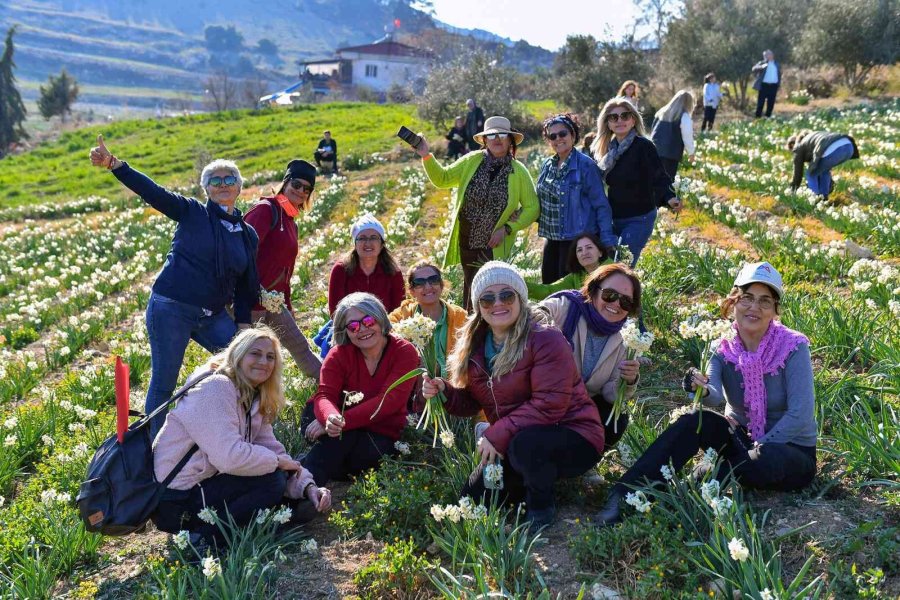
[152,327,331,547]
[423,262,605,528]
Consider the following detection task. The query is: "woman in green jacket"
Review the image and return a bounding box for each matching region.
[526,232,611,301]
[414,116,539,311]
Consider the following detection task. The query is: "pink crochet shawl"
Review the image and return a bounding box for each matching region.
[716,321,809,441]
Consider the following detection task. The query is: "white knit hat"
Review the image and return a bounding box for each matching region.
[471,261,528,307]
[350,213,386,241]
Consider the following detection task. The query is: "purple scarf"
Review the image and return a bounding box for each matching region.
[716,321,809,441]
[549,290,626,348]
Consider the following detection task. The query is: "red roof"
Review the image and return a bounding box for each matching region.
[336,41,432,59]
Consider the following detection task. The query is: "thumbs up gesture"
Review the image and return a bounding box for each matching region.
[89,134,115,168]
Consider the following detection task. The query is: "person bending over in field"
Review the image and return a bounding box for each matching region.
[787,131,860,201]
[152,327,330,549]
[90,136,257,437]
[595,262,817,526]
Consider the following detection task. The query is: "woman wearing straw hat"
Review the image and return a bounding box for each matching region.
[412,116,539,312]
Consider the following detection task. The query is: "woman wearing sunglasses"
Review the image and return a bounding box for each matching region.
[537,263,642,448]
[596,262,817,526]
[536,114,617,284]
[302,293,420,485]
[421,262,605,528]
[412,116,539,312]
[89,135,257,436]
[590,98,682,266]
[389,261,468,377]
[526,232,612,301]
[244,159,323,381]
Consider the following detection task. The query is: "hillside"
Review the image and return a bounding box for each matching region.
[0,0,554,109]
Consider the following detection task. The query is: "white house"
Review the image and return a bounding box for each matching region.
[300,35,432,96]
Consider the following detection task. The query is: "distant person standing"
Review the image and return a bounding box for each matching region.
[650,90,696,183]
[465,99,485,152]
[787,131,860,200]
[314,130,339,174]
[446,116,467,160]
[752,50,781,118]
[701,73,722,132]
[617,80,642,113]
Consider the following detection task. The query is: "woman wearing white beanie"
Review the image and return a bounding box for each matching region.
[421,261,605,528]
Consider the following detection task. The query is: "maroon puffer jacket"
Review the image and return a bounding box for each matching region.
[443,322,605,456]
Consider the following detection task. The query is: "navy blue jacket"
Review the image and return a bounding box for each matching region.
[650,118,684,161]
[113,163,259,323]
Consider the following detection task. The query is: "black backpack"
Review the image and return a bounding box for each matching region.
[76,372,213,536]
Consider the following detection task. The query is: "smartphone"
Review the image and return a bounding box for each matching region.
[396,126,423,149]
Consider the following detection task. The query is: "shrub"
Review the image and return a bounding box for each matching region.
[353,538,436,599]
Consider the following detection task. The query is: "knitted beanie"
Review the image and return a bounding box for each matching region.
[350,213,386,240]
[471,261,528,307]
[283,159,317,187]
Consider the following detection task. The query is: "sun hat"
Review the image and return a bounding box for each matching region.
[283,159,316,188]
[471,261,528,307]
[734,261,783,298]
[472,116,525,146]
[350,214,386,241]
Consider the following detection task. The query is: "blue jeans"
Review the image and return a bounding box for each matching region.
[806,143,856,196]
[612,208,657,266]
[145,293,237,435]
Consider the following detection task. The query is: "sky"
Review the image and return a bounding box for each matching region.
[428,0,641,51]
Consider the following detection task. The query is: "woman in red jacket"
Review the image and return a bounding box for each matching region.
[245,159,322,380]
[302,292,420,485]
[422,262,605,528]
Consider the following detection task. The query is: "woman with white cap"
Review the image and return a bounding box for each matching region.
[421,261,605,528]
[412,116,539,312]
[595,261,817,526]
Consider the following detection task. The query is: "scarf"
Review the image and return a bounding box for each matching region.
[716,321,809,441]
[598,129,637,177]
[461,151,513,249]
[273,194,300,219]
[548,290,627,348]
[207,200,259,301]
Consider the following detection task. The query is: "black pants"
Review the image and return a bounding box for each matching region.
[593,396,629,449]
[462,425,600,511]
[659,157,681,185]
[460,245,492,313]
[755,83,778,118]
[615,411,816,493]
[154,470,287,543]
[301,428,396,486]
[701,106,718,131]
[541,239,575,284]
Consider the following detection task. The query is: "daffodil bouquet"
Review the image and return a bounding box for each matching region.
[609,320,654,434]
[259,287,286,313]
[391,313,453,448]
[678,317,732,432]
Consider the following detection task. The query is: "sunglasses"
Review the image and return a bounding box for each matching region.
[289,179,314,193]
[598,288,635,312]
[547,130,569,141]
[411,274,442,288]
[478,289,517,309]
[344,314,377,333]
[606,111,634,123]
[208,175,238,187]
[484,132,509,140]
[355,234,382,244]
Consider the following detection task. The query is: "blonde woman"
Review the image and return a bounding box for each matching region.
[422,262,605,528]
[590,98,682,265]
[650,90,696,183]
[617,80,642,112]
[152,327,331,546]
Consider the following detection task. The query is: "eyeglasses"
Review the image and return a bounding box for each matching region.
[208,175,238,187]
[598,288,635,312]
[547,130,569,141]
[411,274,442,288]
[355,235,382,244]
[344,314,377,333]
[478,290,517,309]
[737,293,776,310]
[484,133,509,140]
[289,179,314,193]
[606,111,634,123]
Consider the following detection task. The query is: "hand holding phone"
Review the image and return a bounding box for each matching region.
[397,125,423,149]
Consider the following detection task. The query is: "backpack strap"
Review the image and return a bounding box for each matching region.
[144,370,216,424]
[161,444,199,487]
[269,198,281,232]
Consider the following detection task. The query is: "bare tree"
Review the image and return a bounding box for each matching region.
[633,0,680,48]
[204,70,237,111]
[240,74,271,108]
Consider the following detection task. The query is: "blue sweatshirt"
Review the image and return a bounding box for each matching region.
[113,163,258,323]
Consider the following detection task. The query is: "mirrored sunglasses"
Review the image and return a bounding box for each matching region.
[208,175,238,187]
[344,314,377,333]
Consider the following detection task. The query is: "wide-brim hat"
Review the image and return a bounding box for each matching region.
[472,116,525,146]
